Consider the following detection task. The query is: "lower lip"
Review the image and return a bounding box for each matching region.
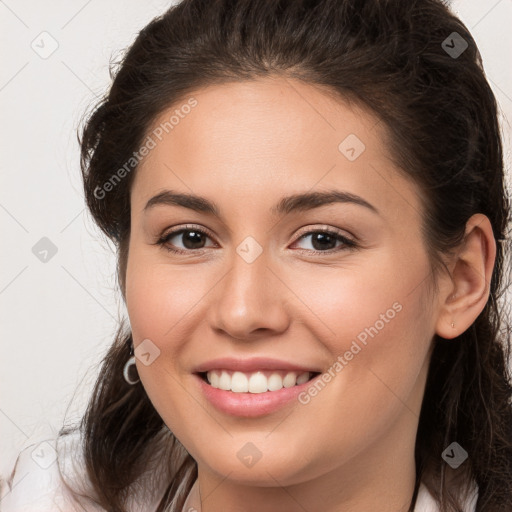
[194,373,318,417]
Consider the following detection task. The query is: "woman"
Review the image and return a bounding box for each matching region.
[1,0,511,510]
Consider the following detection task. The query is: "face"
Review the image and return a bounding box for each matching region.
[125,77,439,491]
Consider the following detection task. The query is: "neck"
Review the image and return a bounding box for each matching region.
[183,408,419,512]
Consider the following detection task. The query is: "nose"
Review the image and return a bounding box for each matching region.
[207,247,291,341]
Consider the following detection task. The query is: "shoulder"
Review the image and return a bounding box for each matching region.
[0,429,104,512]
[1,427,173,512]
[415,480,479,512]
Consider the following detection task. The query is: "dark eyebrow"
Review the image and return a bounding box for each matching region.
[143,189,379,216]
[272,190,379,216]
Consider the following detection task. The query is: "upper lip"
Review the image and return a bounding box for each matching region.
[194,357,322,374]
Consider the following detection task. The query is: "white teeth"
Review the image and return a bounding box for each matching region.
[209,371,220,388]
[296,372,310,385]
[231,371,249,392]
[218,371,231,391]
[205,370,312,393]
[248,372,267,393]
[267,373,283,391]
[283,372,297,388]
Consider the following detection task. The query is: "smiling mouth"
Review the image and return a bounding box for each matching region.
[197,370,321,394]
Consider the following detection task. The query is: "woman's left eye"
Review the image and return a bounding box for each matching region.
[292,230,357,253]
[155,225,357,255]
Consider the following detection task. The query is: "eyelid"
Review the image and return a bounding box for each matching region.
[162,223,217,240]
[293,224,356,242]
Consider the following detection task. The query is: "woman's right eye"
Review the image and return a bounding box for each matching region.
[156,226,216,254]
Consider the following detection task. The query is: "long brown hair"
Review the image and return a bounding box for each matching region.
[61,0,512,510]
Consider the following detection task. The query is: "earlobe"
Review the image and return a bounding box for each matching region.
[435,214,496,340]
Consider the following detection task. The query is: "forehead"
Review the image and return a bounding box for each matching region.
[131,77,422,224]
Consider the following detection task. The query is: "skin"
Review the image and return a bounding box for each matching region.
[124,76,495,512]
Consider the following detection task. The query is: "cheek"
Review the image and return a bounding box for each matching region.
[283,259,433,473]
[289,248,433,412]
[125,248,211,341]
[286,247,432,352]
[124,247,212,431]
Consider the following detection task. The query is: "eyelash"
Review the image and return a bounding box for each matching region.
[154,224,358,256]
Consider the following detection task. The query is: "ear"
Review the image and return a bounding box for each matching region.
[435,213,496,339]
